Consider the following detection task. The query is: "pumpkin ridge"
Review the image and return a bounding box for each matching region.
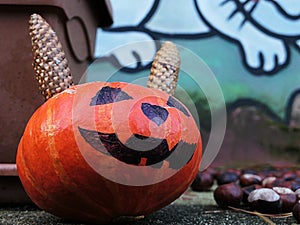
[43,99,116,220]
[155,141,201,209]
[17,139,48,197]
[17,139,92,220]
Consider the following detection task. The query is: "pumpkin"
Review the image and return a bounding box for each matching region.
[16,14,202,224]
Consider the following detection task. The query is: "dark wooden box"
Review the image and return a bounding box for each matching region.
[0,0,112,204]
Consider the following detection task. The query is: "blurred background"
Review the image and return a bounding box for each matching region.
[91,0,300,167]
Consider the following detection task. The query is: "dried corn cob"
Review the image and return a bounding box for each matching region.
[29,14,73,100]
[147,41,180,96]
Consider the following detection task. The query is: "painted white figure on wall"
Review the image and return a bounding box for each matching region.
[90,0,300,167]
[96,0,300,75]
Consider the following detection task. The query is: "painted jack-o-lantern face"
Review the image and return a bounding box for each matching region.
[77,82,199,169]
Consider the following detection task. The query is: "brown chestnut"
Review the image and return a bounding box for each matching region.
[242,184,262,205]
[239,174,262,187]
[213,182,243,208]
[259,168,283,178]
[273,187,297,212]
[205,166,218,178]
[248,188,281,214]
[191,171,214,191]
[281,172,297,181]
[262,176,278,188]
[216,171,239,185]
[294,188,300,200]
[293,201,300,223]
[291,180,300,192]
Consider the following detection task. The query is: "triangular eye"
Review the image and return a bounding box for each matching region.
[90,86,133,106]
[141,103,169,126]
[167,96,190,117]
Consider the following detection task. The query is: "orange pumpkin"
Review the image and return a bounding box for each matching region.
[17,81,202,224]
[17,14,202,224]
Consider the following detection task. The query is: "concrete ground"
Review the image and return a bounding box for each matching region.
[0,190,297,225]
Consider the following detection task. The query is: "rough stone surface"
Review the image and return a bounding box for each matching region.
[0,190,296,224]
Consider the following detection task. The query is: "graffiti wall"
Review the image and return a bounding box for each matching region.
[90,0,300,168]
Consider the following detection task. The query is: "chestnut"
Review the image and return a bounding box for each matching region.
[281,172,297,181]
[248,188,281,214]
[259,168,282,178]
[191,171,214,191]
[213,182,243,208]
[291,183,300,192]
[205,166,217,178]
[239,174,262,187]
[242,184,262,205]
[294,188,300,200]
[227,168,241,176]
[262,176,278,188]
[278,180,298,190]
[216,171,239,185]
[293,201,300,223]
[273,187,297,212]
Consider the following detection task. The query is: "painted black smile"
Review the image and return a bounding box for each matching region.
[78,127,195,169]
